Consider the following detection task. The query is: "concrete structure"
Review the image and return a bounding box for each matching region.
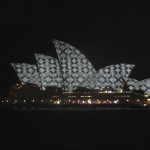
[10,39,150,96]
[11,63,41,89]
[35,53,63,90]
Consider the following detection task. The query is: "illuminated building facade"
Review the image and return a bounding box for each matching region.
[10,39,150,97]
[53,39,96,92]
[11,63,41,89]
[95,64,135,91]
[138,78,150,95]
[35,53,63,90]
[123,77,140,91]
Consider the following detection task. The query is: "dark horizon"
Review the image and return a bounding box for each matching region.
[1,1,150,97]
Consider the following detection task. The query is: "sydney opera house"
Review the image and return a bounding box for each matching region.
[3,39,150,106]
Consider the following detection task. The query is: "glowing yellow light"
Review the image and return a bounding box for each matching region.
[54,100,60,104]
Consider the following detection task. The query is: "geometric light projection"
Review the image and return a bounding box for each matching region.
[11,39,150,95]
[123,78,150,95]
[138,78,150,95]
[53,39,96,92]
[35,53,63,90]
[95,64,135,91]
[123,77,140,91]
[11,63,41,89]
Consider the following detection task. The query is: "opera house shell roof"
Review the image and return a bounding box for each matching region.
[11,39,150,95]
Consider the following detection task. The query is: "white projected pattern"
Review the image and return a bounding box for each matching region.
[53,39,96,92]
[95,64,135,90]
[139,78,150,95]
[123,78,150,95]
[11,39,150,95]
[35,53,63,90]
[11,63,41,88]
[123,77,139,91]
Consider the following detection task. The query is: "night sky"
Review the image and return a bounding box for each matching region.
[0,1,150,97]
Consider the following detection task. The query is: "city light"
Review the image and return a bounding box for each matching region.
[114,100,118,104]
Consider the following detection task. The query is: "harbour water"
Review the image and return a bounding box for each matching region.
[1,107,150,149]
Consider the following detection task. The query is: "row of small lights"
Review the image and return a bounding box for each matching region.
[1,99,141,103]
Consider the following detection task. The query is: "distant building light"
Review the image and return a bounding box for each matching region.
[24,100,26,102]
[109,101,112,104]
[147,99,150,101]
[127,99,129,102]
[114,100,118,104]
[81,96,92,98]
[88,99,91,104]
[120,89,123,93]
[137,99,139,102]
[68,96,76,98]
[2,101,3,103]
[15,100,17,103]
[32,100,35,102]
[54,100,60,104]
[6,100,8,103]
[41,100,43,102]
[145,95,149,97]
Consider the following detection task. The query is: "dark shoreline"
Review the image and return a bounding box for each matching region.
[1,103,150,111]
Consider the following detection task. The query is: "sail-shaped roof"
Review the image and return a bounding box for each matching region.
[35,53,63,90]
[123,77,139,90]
[53,39,96,92]
[95,64,135,90]
[11,63,41,88]
[138,78,150,95]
